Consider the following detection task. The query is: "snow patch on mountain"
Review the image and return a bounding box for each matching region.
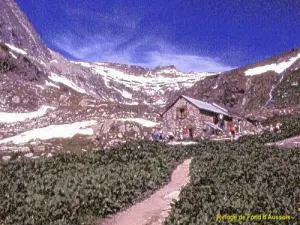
[71,61,94,68]
[153,99,166,105]
[36,85,45,90]
[49,73,86,94]
[45,80,60,89]
[9,51,18,59]
[5,43,27,55]
[90,64,212,92]
[126,102,139,105]
[0,106,55,123]
[245,53,300,76]
[112,87,132,99]
[0,120,97,144]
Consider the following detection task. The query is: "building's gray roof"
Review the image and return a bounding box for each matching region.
[204,121,224,132]
[181,95,229,116]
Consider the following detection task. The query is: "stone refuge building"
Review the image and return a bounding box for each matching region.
[160,95,255,139]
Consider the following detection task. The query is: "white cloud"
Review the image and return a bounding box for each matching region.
[52,33,234,72]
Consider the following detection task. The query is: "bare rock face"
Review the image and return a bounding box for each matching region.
[0,0,51,60]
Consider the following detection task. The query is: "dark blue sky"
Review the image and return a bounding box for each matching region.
[16,0,300,72]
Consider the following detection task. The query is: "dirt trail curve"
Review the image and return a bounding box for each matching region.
[98,158,192,225]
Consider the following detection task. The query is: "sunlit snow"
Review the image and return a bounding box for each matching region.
[5,43,27,55]
[71,62,215,95]
[36,85,45,90]
[45,80,60,89]
[49,73,87,94]
[9,51,18,59]
[153,99,166,105]
[0,106,55,123]
[245,53,300,76]
[0,120,97,144]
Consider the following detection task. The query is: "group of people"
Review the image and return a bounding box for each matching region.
[270,122,281,134]
[152,129,175,142]
[152,127,191,142]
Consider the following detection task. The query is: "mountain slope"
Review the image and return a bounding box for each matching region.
[0,0,300,160]
[182,47,300,117]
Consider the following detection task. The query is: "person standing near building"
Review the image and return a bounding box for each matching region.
[179,128,183,140]
[228,120,236,141]
[218,114,224,128]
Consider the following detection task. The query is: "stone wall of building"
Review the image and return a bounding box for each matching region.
[161,97,259,139]
[162,98,215,139]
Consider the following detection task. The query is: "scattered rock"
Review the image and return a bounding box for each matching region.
[59,94,68,102]
[12,96,20,104]
[163,190,180,200]
[30,140,42,145]
[119,124,126,133]
[2,155,11,161]
[19,146,30,152]
[33,145,46,152]
[24,153,33,158]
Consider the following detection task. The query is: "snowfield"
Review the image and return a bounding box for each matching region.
[245,53,300,76]
[0,106,55,123]
[71,61,215,94]
[117,118,160,127]
[49,73,87,94]
[5,43,27,55]
[0,120,97,144]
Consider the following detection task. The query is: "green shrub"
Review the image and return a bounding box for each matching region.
[165,114,300,225]
[0,141,190,225]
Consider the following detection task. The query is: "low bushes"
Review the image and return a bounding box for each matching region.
[0,141,188,225]
[165,114,300,225]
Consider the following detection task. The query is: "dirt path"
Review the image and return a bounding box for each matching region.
[266,136,300,148]
[98,158,192,225]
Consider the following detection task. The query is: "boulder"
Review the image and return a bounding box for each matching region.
[33,145,46,152]
[12,96,20,104]
[24,153,33,158]
[2,155,11,161]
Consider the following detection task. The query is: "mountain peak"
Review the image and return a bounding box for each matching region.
[153,65,177,71]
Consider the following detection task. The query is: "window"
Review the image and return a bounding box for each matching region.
[176,106,188,119]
